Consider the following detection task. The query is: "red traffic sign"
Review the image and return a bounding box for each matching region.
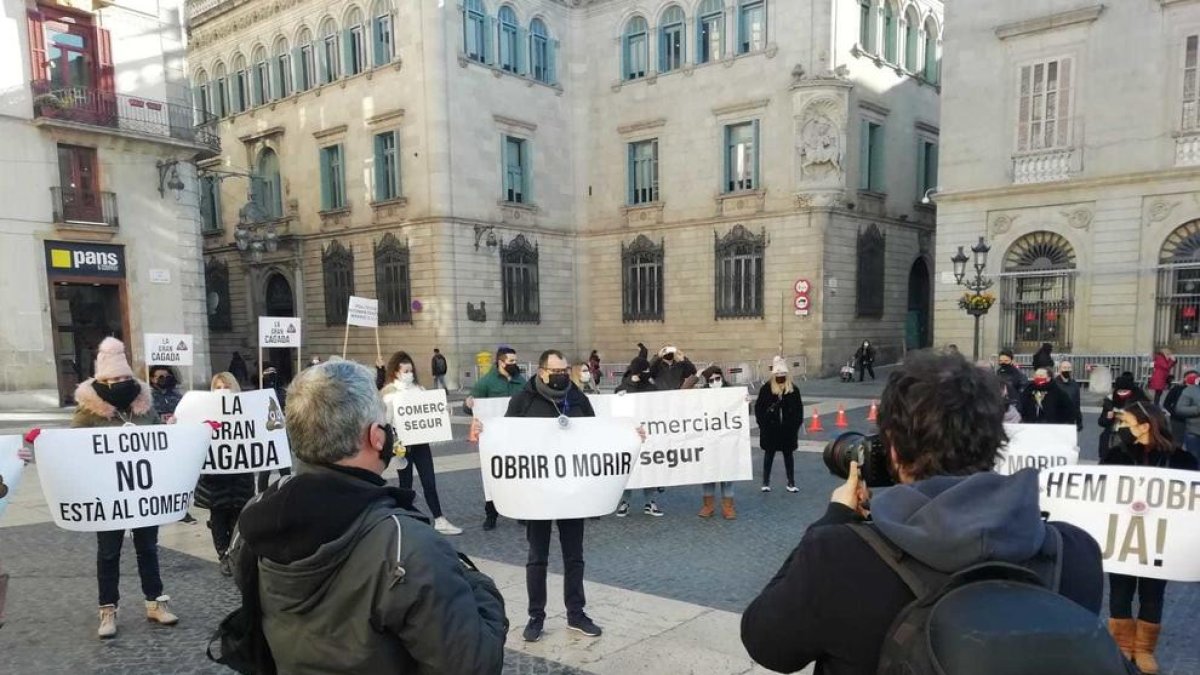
[794,278,811,295]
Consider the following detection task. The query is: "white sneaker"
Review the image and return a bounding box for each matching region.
[97,605,117,639]
[761,485,771,493]
[434,517,463,535]
[786,485,800,493]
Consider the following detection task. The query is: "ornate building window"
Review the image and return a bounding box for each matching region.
[859,0,875,53]
[622,235,664,322]
[715,225,766,318]
[882,1,897,63]
[272,37,291,98]
[251,45,270,106]
[254,148,282,219]
[231,53,248,113]
[623,16,649,81]
[628,139,658,205]
[498,5,522,73]
[463,0,489,64]
[319,18,340,83]
[344,7,368,77]
[903,6,919,71]
[205,258,232,332]
[530,19,555,84]
[1155,220,1200,351]
[372,0,394,66]
[659,5,685,73]
[1000,231,1076,350]
[374,233,411,325]
[296,27,315,91]
[923,17,940,84]
[501,234,539,323]
[697,0,724,64]
[322,240,354,325]
[1184,35,1199,131]
[737,0,765,54]
[856,224,886,318]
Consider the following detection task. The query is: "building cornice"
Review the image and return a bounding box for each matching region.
[367,109,405,127]
[995,4,1105,40]
[312,124,347,141]
[712,99,771,119]
[937,166,1200,204]
[617,118,667,135]
[493,114,537,133]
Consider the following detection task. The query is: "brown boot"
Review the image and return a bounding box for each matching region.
[145,595,178,626]
[698,496,715,518]
[721,498,736,520]
[1133,621,1161,674]
[1107,618,1135,660]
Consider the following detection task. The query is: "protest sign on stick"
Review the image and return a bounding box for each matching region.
[258,317,302,384]
[344,296,379,360]
[479,417,639,519]
[1041,465,1200,581]
[174,389,293,474]
[34,425,211,532]
[996,424,1079,475]
[393,389,453,445]
[0,435,25,520]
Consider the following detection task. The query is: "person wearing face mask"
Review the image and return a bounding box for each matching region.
[649,345,697,391]
[468,346,527,531]
[995,349,1027,409]
[228,360,508,673]
[853,341,876,382]
[613,354,665,517]
[755,358,804,493]
[381,351,462,536]
[697,366,738,519]
[194,372,256,576]
[1167,369,1200,463]
[256,366,292,493]
[1101,403,1198,674]
[1018,368,1075,425]
[1148,348,1176,406]
[149,365,183,422]
[1161,370,1196,443]
[1054,361,1084,431]
[68,337,178,638]
[1099,372,1149,457]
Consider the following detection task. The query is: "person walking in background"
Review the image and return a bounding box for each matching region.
[1098,372,1149,457]
[697,365,737,519]
[70,338,178,638]
[1162,370,1196,444]
[1168,370,1200,463]
[1055,361,1084,431]
[1031,342,1055,371]
[614,352,664,517]
[468,346,527,531]
[649,345,697,390]
[996,349,1027,410]
[431,348,449,390]
[854,340,876,381]
[756,357,803,493]
[194,372,256,576]
[382,351,462,535]
[1149,348,1176,405]
[588,350,601,389]
[1018,368,1076,425]
[1102,403,1197,673]
[227,351,249,387]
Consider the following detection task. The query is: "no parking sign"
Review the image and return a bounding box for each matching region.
[793,278,812,317]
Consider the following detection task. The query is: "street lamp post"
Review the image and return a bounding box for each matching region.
[951,236,994,361]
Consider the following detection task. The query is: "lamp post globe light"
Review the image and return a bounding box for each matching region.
[951,236,994,360]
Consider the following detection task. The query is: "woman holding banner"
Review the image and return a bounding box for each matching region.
[1103,402,1198,674]
[614,354,665,517]
[697,366,737,519]
[194,372,256,576]
[755,358,803,493]
[381,351,462,535]
[70,337,179,638]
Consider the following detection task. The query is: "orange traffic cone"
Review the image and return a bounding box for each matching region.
[867,400,879,423]
[835,404,849,428]
[807,407,824,433]
[468,420,480,443]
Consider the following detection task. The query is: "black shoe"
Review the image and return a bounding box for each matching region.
[522,617,544,642]
[568,614,603,638]
[181,513,197,524]
[483,515,497,531]
[219,555,232,577]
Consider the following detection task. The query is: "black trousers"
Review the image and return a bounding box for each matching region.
[526,519,586,621]
[256,466,292,492]
[763,449,795,486]
[858,363,876,381]
[208,506,241,557]
[397,444,442,518]
[1109,573,1167,623]
[96,527,162,606]
[485,500,498,518]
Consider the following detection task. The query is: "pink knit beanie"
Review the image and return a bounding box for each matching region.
[94,337,135,381]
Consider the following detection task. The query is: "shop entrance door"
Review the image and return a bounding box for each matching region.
[51,282,124,404]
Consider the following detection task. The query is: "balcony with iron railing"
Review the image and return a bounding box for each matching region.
[51,187,119,228]
[32,82,219,153]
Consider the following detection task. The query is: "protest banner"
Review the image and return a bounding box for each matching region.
[611,388,752,489]
[473,394,615,421]
[996,424,1079,476]
[174,389,293,475]
[343,296,381,359]
[0,435,24,520]
[144,333,194,367]
[479,417,639,519]
[34,425,211,532]
[1041,465,1200,581]
[393,389,453,445]
[258,317,302,383]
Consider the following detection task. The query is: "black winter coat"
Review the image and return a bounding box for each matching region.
[648,357,697,390]
[195,473,255,511]
[1097,391,1149,456]
[1018,383,1076,425]
[754,383,803,452]
[1101,440,1199,471]
[997,365,1027,407]
[1054,376,1084,430]
[614,375,656,394]
[506,379,595,420]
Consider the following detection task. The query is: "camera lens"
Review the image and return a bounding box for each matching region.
[823,432,866,480]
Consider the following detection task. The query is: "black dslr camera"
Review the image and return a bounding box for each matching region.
[822,432,894,488]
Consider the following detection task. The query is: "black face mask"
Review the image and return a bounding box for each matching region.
[663,353,675,362]
[1060,373,1071,381]
[774,376,787,384]
[1116,426,1137,448]
[504,363,521,377]
[377,423,397,469]
[154,374,176,390]
[547,373,571,391]
[94,380,140,410]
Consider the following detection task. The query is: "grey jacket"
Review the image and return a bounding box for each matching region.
[1172,384,1200,436]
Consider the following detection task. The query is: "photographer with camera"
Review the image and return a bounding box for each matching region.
[741,350,1124,675]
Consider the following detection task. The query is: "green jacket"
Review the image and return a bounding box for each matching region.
[70,379,161,428]
[471,366,526,399]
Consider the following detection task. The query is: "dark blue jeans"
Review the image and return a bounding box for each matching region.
[96,527,163,606]
[1185,433,1200,464]
[526,519,585,621]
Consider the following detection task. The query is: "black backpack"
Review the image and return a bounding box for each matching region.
[206,536,277,675]
[849,523,1134,675]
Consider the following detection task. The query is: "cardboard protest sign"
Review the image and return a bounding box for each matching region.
[479,417,639,519]
[145,333,194,367]
[1041,465,1200,581]
[174,390,293,475]
[471,397,511,420]
[259,317,301,348]
[0,435,24,520]
[393,389,453,445]
[611,388,752,489]
[996,424,1079,475]
[346,296,379,328]
[34,425,211,532]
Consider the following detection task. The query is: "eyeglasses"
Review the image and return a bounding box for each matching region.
[543,368,569,375]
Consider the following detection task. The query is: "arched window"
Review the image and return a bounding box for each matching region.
[501,235,540,323]
[715,225,766,318]
[345,7,367,76]
[1001,231,1076,350]
[856,224,886,317]
[737,0,765,54]
[623,16,649,81]
[498,5,521,73]
[622,235,665,322]
[530,18,554,83]
[371,0,394,66]
[374,233,411,324]
[1155,220,1200,350]
[192,69,210,121]
[296,27,315,91]
[882,1,897,63]
[272,37,291,98]
[859,0,875,53]
[205,258,232,332]
[254,148,283,220]
[251,45,270,106]
[319,18,340,83]
[697,0,723,63]
[659,5,686,73]
[231,53,248,113]
[464,0,489,63]
[212,62,229,117]
[322,240,354,325]
[903,6,920,71]
[922,17,939,83]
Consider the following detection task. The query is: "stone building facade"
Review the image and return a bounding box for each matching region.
[936,1,1200,362]
[188,0,941,384]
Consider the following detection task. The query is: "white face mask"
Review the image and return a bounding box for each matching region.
[709,379,724,388]
[399,372,414,385]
